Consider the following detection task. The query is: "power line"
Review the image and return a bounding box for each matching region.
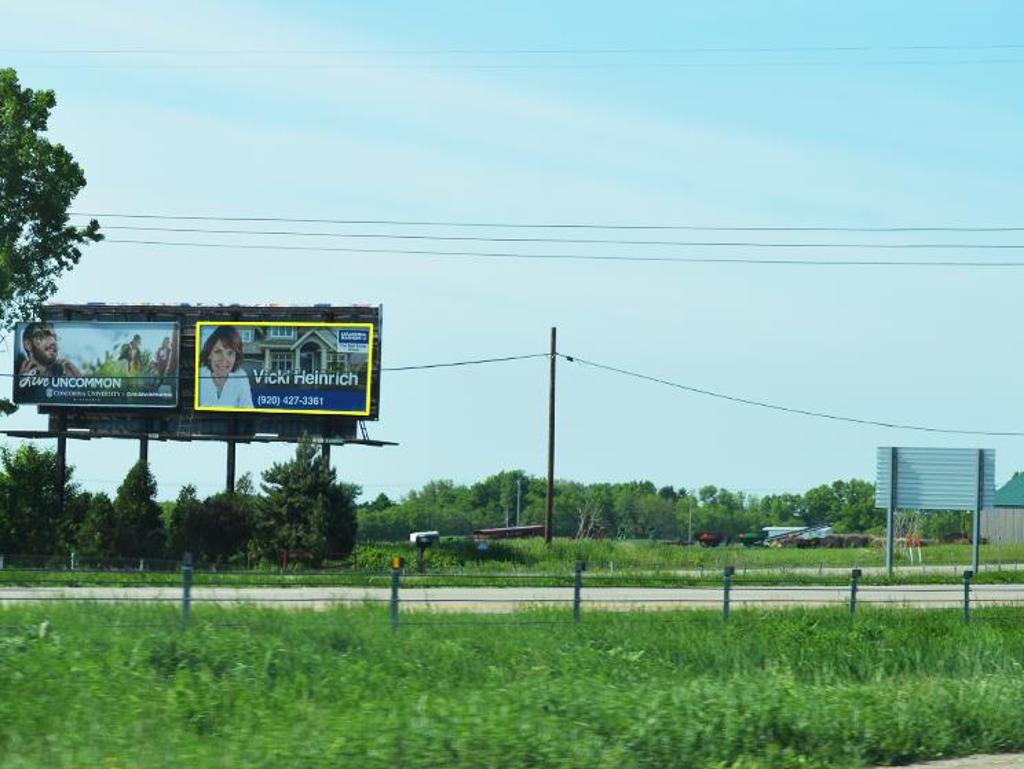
[101,238,1024,267]
[385,354,547,371]
[98,225,1024,250]
[16,59,1024,72]
[1,353,547,382]
[72,212,1024,234]
[12,45,1024,71]
[561,353,1024,437]
[9,43,1024,55]
[5,345,1021,436]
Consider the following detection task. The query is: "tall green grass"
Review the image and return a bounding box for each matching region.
[4,539,1024,588]
[2,604,1024,768]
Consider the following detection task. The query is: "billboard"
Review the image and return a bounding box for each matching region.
[194,321,375,415]
[875,447,995,512]
[13,321,180,408]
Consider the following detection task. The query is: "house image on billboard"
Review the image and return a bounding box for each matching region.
[238,326,359,376]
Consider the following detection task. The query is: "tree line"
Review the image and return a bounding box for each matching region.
[356,471,881,542]
[0,440,358,564]
[0,445,885,560]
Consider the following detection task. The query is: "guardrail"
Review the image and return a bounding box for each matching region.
[1,557,1015,632]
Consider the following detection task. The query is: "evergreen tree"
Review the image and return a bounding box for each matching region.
[253,438,359,565]
[164,484,203,558]
[111,461,164,557]
[76,492,116,556]
[199,487,255,564]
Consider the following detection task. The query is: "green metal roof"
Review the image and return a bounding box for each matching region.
[995,473,1024,507]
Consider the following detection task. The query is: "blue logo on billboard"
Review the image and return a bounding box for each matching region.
[337,327,370,353]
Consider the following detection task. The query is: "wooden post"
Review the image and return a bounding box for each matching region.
[545,327,556,544]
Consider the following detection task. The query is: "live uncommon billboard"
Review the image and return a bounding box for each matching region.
[194,321,375,416]
[13,320,180,408]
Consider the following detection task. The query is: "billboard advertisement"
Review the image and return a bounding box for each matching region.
[13,321,180,408]
[194,321,375,415]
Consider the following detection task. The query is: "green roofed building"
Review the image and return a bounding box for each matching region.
[983,473,1024,544]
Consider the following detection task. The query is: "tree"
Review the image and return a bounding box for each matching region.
[757,493,806,524]
[76,492,116,556]
[1,69,102,413]
[110,461,165,557]
[164,477,255,564]
[1,68,102,326]
[198,488,255,564]
[0,444,79,553]
[164,484,203,558]
[362,492,395,514]
[820,479,879,533]
[253,438,359,565]
[554,481,605,539]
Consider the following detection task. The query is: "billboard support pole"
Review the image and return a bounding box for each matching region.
[226,441,236,493]
[973,449,983,575]
[544,327,556,545]
[322,441,331,468]
[139,436,149,465]
[56,413,67,517]
[885,447,897,578]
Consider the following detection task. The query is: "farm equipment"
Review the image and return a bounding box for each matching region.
[737,531,768,547]
[763,523,833,547]
[695,531,724,547]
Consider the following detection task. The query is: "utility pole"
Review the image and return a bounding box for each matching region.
[516,478,522,527]
[545,327,556,544]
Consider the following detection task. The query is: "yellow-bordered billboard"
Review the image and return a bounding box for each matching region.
[193,321,374,416]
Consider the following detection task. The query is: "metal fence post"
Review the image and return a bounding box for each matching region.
[723,566,735,622]
[573,561,586,624]
[963,569,973,624]
[0,554,4,570]
[181,552,193,629]
[70,551,76,571]
[390,566,401,633]
[850,568,861,617]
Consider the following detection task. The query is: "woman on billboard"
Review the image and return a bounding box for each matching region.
[198,325,254,408]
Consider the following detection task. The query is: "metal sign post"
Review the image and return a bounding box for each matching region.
[885,447,897,577]
[973,449,984,575]
[876,447,995,579]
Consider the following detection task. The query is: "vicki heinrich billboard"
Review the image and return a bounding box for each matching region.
[13,321,180,408]
[194,321,374,415]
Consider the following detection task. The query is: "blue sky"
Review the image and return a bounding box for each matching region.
[2,1,1023,504]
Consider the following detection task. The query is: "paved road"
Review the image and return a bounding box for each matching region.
[874,756,1024,769]
[666,563,1024,578]
[3,583,1024,611]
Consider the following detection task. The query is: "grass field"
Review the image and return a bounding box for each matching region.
[2,604,1024,768]
[361,538,1024,573]
[3,539,1024,588]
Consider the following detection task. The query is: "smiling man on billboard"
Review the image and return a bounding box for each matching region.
[18,322,82,378]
